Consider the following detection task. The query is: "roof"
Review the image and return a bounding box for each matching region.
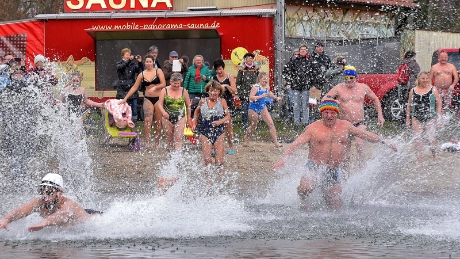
[342,0,418,8]
[35,9,277,20]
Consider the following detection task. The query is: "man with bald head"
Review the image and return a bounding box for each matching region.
[430,50,458,112]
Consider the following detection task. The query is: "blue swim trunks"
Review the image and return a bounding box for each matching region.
[305,161,341,185]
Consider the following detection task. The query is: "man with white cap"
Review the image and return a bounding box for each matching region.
[0,173,96,232]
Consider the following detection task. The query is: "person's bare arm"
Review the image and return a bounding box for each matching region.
[183,89,192,126]
[28,210,74,232]
[28,200,90,232]
[82,88,103,108]
[122,73,143,103]
[406,89,414,128]
[272,128,312,169]
[156,69,167,91]
[433,87,442,125]
[365,85,385,126]
[192,99,204,131]
[449,64,458,91]
[0,198,40,231]
[249,85,262,102]
[322,85,339,101]
[214,99,230,126]
[349,124,397,151]
[157,88,168,120]
[227,74,237,95]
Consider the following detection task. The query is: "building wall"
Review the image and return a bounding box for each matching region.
[285,5,395,40]
[173,0,275,11]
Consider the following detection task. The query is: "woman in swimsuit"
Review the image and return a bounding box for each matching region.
[61,71,104,119]
[192,81,230,166]
[212,59,237,155]
[405,71,442,164]
[157,73,191,150]
[123,55,166,148]
[243,72,283,148]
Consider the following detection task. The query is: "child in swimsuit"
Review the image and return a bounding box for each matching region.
[406,71,442,164]
[157,73,192,150]
[192,80,230,166]
[243,72,283,148]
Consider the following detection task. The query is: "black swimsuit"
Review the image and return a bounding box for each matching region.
[142,70,161,105]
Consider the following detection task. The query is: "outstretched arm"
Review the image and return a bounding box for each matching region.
[28,200,90,232]
[122,73,143,103]
[349,124,397,151]
[0,198,39,231]
[82,88,103,108]
[28,210,75,232]
[272,129,311,169]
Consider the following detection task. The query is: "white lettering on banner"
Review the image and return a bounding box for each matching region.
[65,0,173,10]
[66,0,84,9]
[152,0,172,7]
[135,0,147,8]
[89,21,220,30]
[109,0,125,9]
[86,0,107,9]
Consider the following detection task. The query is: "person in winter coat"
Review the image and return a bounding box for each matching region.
[400,50,421,126]
[282,44,315,130]
[311,42,332,92]
[236,52,259,127]
[115,48,141,121]
[184,55,211,116]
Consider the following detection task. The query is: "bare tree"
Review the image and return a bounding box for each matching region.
[0,0,63,22]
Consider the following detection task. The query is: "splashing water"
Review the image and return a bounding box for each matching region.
[1,69,460,257]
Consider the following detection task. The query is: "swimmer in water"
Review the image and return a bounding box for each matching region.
[0,173,101,232]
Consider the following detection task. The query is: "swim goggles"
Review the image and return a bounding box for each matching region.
[343,76,356,80]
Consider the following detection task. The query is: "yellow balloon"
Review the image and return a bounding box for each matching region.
[231,47,248,66]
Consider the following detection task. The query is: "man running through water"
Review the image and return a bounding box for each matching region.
[323,65,385,167]
[430,50,458,112]
[272,97,397,209]
[0,173,100,232]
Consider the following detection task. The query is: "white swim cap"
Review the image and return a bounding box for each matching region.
[34,54,46,64]
[40,173,65,192]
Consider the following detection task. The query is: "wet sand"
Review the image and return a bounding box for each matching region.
[90,137,290,196]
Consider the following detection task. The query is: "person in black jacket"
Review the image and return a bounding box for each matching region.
[282,44,315,130]
[116,48,141,121]
[399,50,420,126]
[310,42,332,121]
[311,42,332,92]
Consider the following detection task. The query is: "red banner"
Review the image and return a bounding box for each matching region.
[64,0,173,12]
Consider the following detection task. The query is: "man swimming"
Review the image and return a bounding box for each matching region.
[0,173,99,232]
